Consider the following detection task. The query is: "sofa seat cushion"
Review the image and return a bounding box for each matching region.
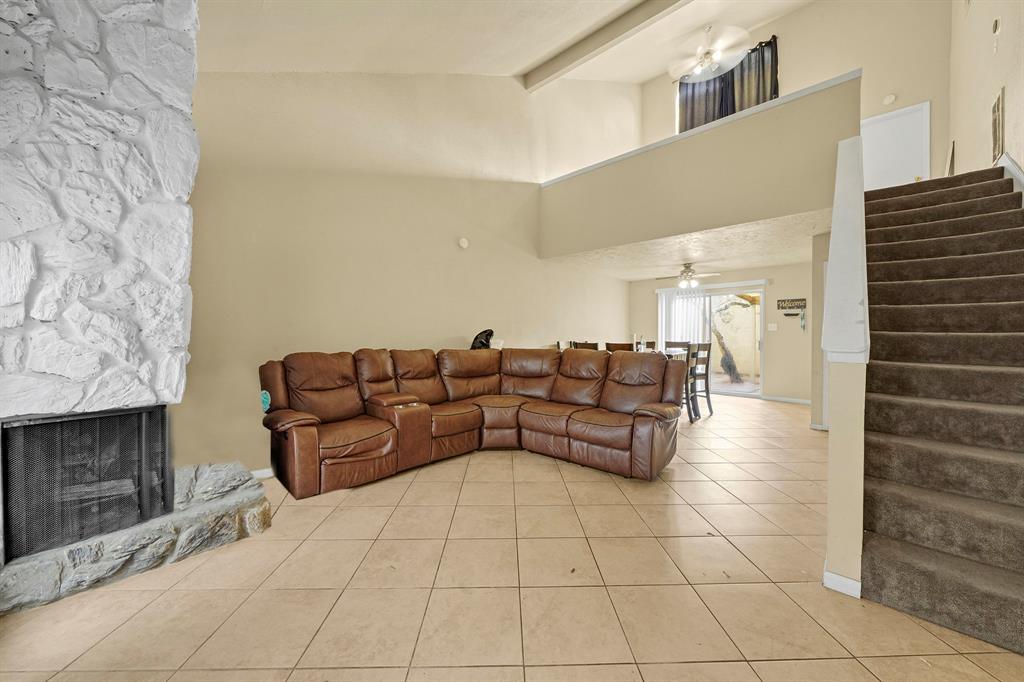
[317,415,396,460]
[473,394,531,429]
[568,408,634,450]
[519,400,589,436]
[430,401,483,437]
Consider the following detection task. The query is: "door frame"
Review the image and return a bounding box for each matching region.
[702,280,767,398]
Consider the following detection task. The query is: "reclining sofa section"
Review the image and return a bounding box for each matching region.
[259,348,685,499]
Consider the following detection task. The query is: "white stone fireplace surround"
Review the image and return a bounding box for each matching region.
[0,0,199,419]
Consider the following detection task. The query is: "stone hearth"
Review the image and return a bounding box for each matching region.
[0,462,269,613]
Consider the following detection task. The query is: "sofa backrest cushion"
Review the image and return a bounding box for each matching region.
[500,348,561,399]
[600,351,667,414]
[661,358,687,405]
[354,348,398,399]
[550,349,609,407]
[437,349,501,401]
[282,351,364,422]
[258,360,289,412]
[391,349,449,405]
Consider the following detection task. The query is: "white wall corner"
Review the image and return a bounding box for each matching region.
[0,0,199,420]
[823,570,862,599]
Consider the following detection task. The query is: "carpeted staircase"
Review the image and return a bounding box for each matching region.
[859,166,1024,653]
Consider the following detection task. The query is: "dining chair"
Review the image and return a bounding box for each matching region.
[691,342,713,417]
[666,341,697,423]
[605,342,634,351]
[570,341,599,350]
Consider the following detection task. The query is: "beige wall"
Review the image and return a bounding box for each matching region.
[640,0,952,179]
[542,75,860,257]
[175,72,635,469]
[532,79,643,181]
[810,232,831,427]
[641,74,675,146]
[629,261,814,402]
[949,0,1023,172]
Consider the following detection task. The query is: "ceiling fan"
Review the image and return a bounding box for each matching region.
[667,24,752,82]
[657,263,722,289]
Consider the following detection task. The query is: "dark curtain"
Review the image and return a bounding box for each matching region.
[677,35,779,133]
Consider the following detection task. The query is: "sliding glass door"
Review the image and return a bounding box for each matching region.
[657,283,765,397]
[708,289,762,395]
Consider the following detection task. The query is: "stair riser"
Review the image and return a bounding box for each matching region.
[866,193,1022,229]
[868,250,1024,281]
[871,332,1024,366]
[865,179,1014,215]
[866,363,1024,405]
[866,209,1024,245]
[865,167,1005,202]
[861,535,1024,653]
[864,395,1024,450]
[869,302,1024,333]
[864,434,1024,506]
[864,483,1024,573]
[867,227,1024,262]
[869,275,1024,305]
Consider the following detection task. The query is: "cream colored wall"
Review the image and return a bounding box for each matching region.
[175,72,635,468]
[532,78,643,180]
[810,232,831,428]
[639,0,952,179]
[542,75,861,257]
[641,74,675,146]
[629,261,813,402]
[949,0,1023,172]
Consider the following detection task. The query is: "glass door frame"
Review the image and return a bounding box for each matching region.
[701,279,767,399]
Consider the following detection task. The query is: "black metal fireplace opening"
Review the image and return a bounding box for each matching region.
[1,405,173,565]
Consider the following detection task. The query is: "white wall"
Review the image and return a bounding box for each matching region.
[0,0,198,419]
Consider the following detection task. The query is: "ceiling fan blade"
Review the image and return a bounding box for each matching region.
[695,272,722,278]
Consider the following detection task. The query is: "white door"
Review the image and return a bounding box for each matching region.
[861,102,930,191]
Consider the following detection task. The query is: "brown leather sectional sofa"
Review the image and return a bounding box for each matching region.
[259,348,685,499]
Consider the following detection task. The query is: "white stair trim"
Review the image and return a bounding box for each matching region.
[823,570,862,598]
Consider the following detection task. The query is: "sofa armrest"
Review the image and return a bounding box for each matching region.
[263,409,321,432]
[633,402,682,421]
[367,392,421,407]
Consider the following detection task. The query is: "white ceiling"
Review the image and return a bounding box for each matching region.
[568,0,810,83]
[197,0,642,74]
[549,209,831,281]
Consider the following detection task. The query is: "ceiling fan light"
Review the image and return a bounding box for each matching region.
[689,279,699,288]
[693,63,703,75]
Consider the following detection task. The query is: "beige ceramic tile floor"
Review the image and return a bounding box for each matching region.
[2,396,1020,682]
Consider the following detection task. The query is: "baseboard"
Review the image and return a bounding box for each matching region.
[810,423,829,431]
[250,467,273,479]
[823,570,862,598]
[761,395,812,405]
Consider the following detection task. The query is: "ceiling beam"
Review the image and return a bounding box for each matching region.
[522,0,691,92]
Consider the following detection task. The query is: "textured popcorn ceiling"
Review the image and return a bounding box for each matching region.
[0,0,198,419]
[548,209,831,281]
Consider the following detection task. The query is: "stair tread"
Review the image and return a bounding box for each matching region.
[865,476,1024,523]
[865,178,1014,215]
[863,531,1024,595]
[866,430,1024,464]
[868,360,1024,374]
[867,246,1024,267]
[866,208,1024,244]
[870,300,1024,310]
[866,192,1023,229]
[866,225,1024,249]
[864,168,1005,201]
[870,273,1024,286]
[865,391,1024,415]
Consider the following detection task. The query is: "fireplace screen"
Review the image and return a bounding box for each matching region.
[1,405,172,563]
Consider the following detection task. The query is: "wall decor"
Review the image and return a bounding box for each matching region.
[0,0,199,419]
[777,298,807,310]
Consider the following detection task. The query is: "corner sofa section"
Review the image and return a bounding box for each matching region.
[260,348,684,499]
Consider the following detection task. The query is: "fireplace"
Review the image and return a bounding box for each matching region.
[1,406,173,565]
